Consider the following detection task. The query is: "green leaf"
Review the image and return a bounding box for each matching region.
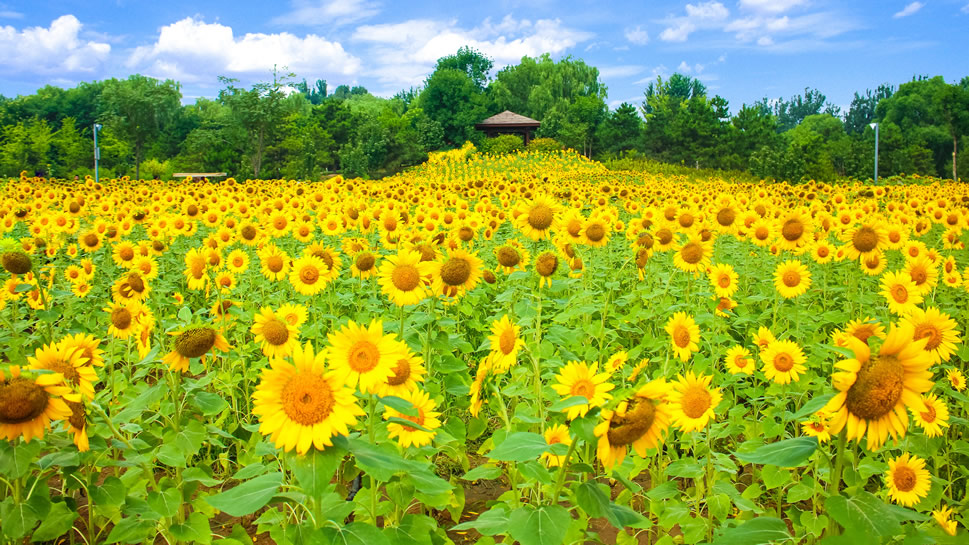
[517,460,553,484]
[507,505,571,545]
[32,501,78,541]
[182,467,222,486]
[320,522,390,545]
[487,432,548,462]
[14,283,35,293]
[793,394,835,419]
[734,437,818,467]
[0,439,41,478]
[666,459,704,479]
[385,514,435,545]
[91,476,127,507]
[451,507,510,536]
[825,492,902,538]
[549,395,589,412]
[205,472,283,517]
[1,497,39,539]
[170,512,212,544]
[712,517,791,545]
[290,446,345,498]
[462,464,502,481]
[105,516,154,544]
[349,437,422,482]
[385,416,432,433]
[193,391,229,415]
[148,487,181,518]
[379,395,418,417]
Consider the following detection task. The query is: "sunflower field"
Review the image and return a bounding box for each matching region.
[0,149,967,545]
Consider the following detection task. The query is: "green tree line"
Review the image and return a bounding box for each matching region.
[1,47,966,182]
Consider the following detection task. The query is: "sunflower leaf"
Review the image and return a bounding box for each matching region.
[379,396,419,416]
[205,472,283,517]
[733,437,818,467]
[548,395,589,412]
[711,516,791,545]
[385,416,432,433]
[487,432,548,462]
[825,492,902,538]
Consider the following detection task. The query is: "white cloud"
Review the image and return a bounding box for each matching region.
[127,17,361,83]
[0,10,22,18]
[272,0,380,26]
[757,36,774,46]
[625,25,649,45]
[739,0,807,14]
[598,65,645,78]
[894,2,924,18]
[0,15,110,74]
[660,22,696,42]
[963,3,969,14]
[685,2,729,19]
[351,16,592,92]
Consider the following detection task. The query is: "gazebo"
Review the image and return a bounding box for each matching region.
[475,111,541,145]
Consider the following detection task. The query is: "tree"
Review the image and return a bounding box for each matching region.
[99,75,181,179]
[726,104,780,170]
[756,87,840,132]
[640,74,729,168]
[435,46,493,90]
[936,83,969,181]
[419,68,489,146]
[294,79,327,105]
[595,102,642,156]
[844,84,894,134]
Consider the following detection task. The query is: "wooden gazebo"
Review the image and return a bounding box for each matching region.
[475,111,541,145]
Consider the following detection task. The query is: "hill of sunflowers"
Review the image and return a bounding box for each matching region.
[0,148,966,545]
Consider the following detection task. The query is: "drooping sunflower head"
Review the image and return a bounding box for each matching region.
[1,250,32,275]
[0,366,73,443]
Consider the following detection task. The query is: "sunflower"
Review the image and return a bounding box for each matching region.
[162,327,231,373]
[378,249,432,306]
[259,244,291,282]
[0,366,75,442]
[289,255,329,296]
[277,303,308,328]
[541,424,572,468]
[751,327,775,352]
[487,315,525,373]
[28,342,98,400]
[801,412,832,443]
[823,322,934,450]
[304,244,342,283]
[932,506,958,536]
[904,255,938,296]
[673,237,712,274]
[226,249,250,274]
[350,251,379,279]
[326,319,402,393]
[708,263,739,298]
[761,340,807,385]
[429,248,482,298]
[879,271,923,316]
[183,248,209,291]
[843,222,887,260]
[605,351,628,375]
[535,251,559,288]
[104,300,143,340]
[665,312,700,362]
[551,361,615,420]
[252,342,364,454]
[493,240,530,274]
[901,307,961,364]
[64,400,89,452]
[946,368,965,391]
[251,306,300,359]
[810,240,835,264]
[375,342,427,397]
[911,393,949,437]
[515,195,560,240]
[384,388,441,448]
[594,379,672,470]
[776,211,813,252]
[885,453,931,507]
[582,217,611,247]
[667,372,722,433]
[842,318,887,345]
[59,333,105,368]
[112,240,138,268]
[724,345,754,375]
[774,260,811,298]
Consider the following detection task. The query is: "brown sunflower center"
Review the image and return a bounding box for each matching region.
[890,283,908,303]
[0,377,50,424]
[483,270,497,284]
[733,356,750,369]
[320,252,335,270]
[718,274,732,288]
[387,358,411,386]
[440,258,471,286]
[782,219,804,242]
[127,273,145,293]
[920,404,937,423]
[527,204,554,230]
[755,226,769,240]
[536,253,558,277]
[636,249,650,268]
[266,255,284,273]
[348,341,380,373]
[119,247,135,261]
[83,233,99,247]
[680,242,703,264]
[391,264,421,291]
[586,223,605,242]
[355,253,375,272]
[111,308,133,330]
[637,233,654,249]
[299,265,319,285]
[909,267,927,285]
[567,219,582,236]
[678,213,694,228]
[262,319,290,346]
[607,399,656,446]
[681,386,712,419]
[913,324,941,351]
[570,379,595,399]
[817,246,830,257]
[67,400,86,430]
[892,466,917,492]
[717,208,736,226]
[1,251,32,274]
[845,355,905,420]
[673,326,692,348]
[773,352,794,372]
[281,373,334,426]
[175,328,217,358]
[241,225,257,240]
[656,228,673,245]
[852,226,878,253]
[496,247,521,267]
[458,226,474,241]
[499,328,517,355]
[783,270,801,287]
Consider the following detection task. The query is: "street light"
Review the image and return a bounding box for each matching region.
[869,122,879,184]
[93,123,102,183]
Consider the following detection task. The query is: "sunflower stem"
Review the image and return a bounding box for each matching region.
[826,430,847,535]
[549,438,578,505]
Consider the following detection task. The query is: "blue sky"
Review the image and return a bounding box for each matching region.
[1,1,967,113]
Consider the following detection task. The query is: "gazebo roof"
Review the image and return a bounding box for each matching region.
[475,110,540,129]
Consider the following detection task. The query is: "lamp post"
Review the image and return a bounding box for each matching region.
[93,123,102,182]
[869,122,879,184]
